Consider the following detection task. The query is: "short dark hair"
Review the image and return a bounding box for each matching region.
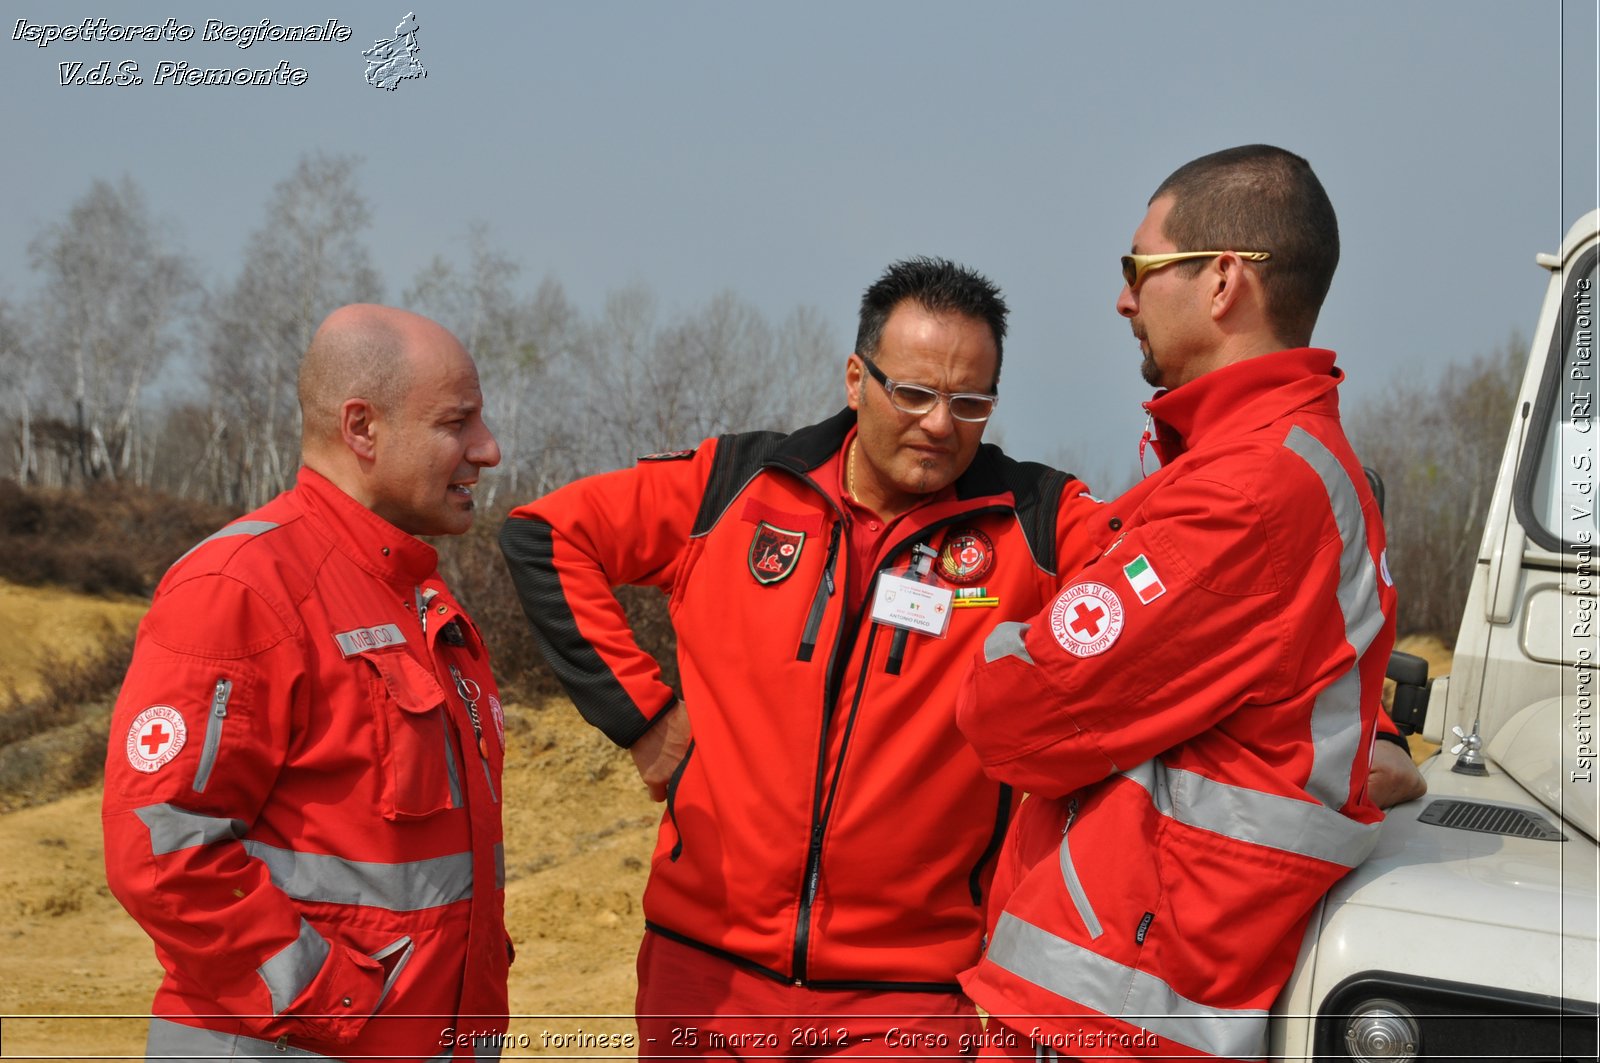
[1152,144,1339,347]
[855,256,1009,387]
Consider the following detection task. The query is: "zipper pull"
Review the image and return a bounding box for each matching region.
[1063,795,1080,833]
[212,678,231,719]
[1138,412,1155,478]
[416,587,436,636]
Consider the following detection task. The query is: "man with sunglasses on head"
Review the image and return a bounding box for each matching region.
[956,145,1425,1060]
[500,257,1102,1056]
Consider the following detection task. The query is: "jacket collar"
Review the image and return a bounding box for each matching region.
[1143,348,1342,466]
[292,466,439,585]
[766,407,1019,504]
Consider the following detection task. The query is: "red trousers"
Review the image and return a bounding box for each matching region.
[635,931,982,1059]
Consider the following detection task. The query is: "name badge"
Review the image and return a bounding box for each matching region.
[869,573,953,637]
[334,623,407,657]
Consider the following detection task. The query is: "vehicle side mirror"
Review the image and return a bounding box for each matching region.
[1386,651,1430,735]
[1363,466,1386,518]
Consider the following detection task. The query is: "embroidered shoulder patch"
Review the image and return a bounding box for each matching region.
[126,705,187,773]
[748,521,805,585]
[1048,581,1125,658]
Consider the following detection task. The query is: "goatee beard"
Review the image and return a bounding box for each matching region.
[1140,350,1163,387]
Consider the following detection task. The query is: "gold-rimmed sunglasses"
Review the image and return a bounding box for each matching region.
[1121,250,1271,289]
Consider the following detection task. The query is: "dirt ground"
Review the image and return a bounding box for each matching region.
[0,582,1450,1061]
[0,582,659,1060]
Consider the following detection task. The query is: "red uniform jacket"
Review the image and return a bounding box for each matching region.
[500,410,1101,988]
[958,350,1396,1060]
[103,468,509,1061]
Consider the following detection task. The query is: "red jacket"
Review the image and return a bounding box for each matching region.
[957,350,1395,1060]
[500,410,1100,987]
[103,468,508,1061]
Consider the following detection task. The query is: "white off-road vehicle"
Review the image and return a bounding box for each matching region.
[1271,211,1600,1061]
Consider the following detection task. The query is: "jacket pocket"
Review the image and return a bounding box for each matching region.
[1058,797,1104,940]
[368,935,415,1012]
[359,651,458,820]
[663,740,696,862]
[191,677,234,794]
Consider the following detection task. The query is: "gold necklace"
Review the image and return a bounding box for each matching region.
[846,439,858,501]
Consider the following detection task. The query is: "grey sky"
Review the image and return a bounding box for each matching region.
[3,1,1596,491]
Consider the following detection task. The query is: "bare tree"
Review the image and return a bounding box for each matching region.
[576,289,839,471]
[199,154,382,508]
[25,177,195,486]
[404,226,585,506]
[0,299,37,486]
[1348,336,1528,638]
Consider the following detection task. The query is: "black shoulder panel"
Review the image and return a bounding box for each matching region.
[962,445,1076,577]
[690,431,787,537]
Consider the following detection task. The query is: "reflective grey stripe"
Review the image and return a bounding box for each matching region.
[1281,426,1386,811]
[1120,759,1379,868]
[146,1015,339,1059]
[440,709,465,808]
[987,911,1268,1060]
[984,621,1035,664]
[495,841,506,890]
[242,839,475,911]
[258,918,330,1015]
[134,803,246,855]
[171,520,279,568]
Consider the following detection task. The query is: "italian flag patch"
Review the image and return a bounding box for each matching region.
[1122,553,1166,604]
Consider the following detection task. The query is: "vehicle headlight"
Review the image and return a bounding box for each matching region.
[1343,998,1420,1062]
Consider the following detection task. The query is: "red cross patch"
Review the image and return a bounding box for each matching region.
[126,705,188,773]
[1048,581,1125,658]
[937,527,995,585]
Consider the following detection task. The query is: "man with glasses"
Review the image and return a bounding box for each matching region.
[956,144,1424,1059]
[500,257,1101,1056]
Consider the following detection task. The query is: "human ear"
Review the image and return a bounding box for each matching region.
[340,398,379,461]
[1208,253,1250,322]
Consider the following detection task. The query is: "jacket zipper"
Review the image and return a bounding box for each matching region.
[769,465,1014,983]
[796,521,843,662]
[191,678,233,794]
[1058,796,1104,939]
[968,783,1013,904]
[792,618,882,982]
[793,525,968,979]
